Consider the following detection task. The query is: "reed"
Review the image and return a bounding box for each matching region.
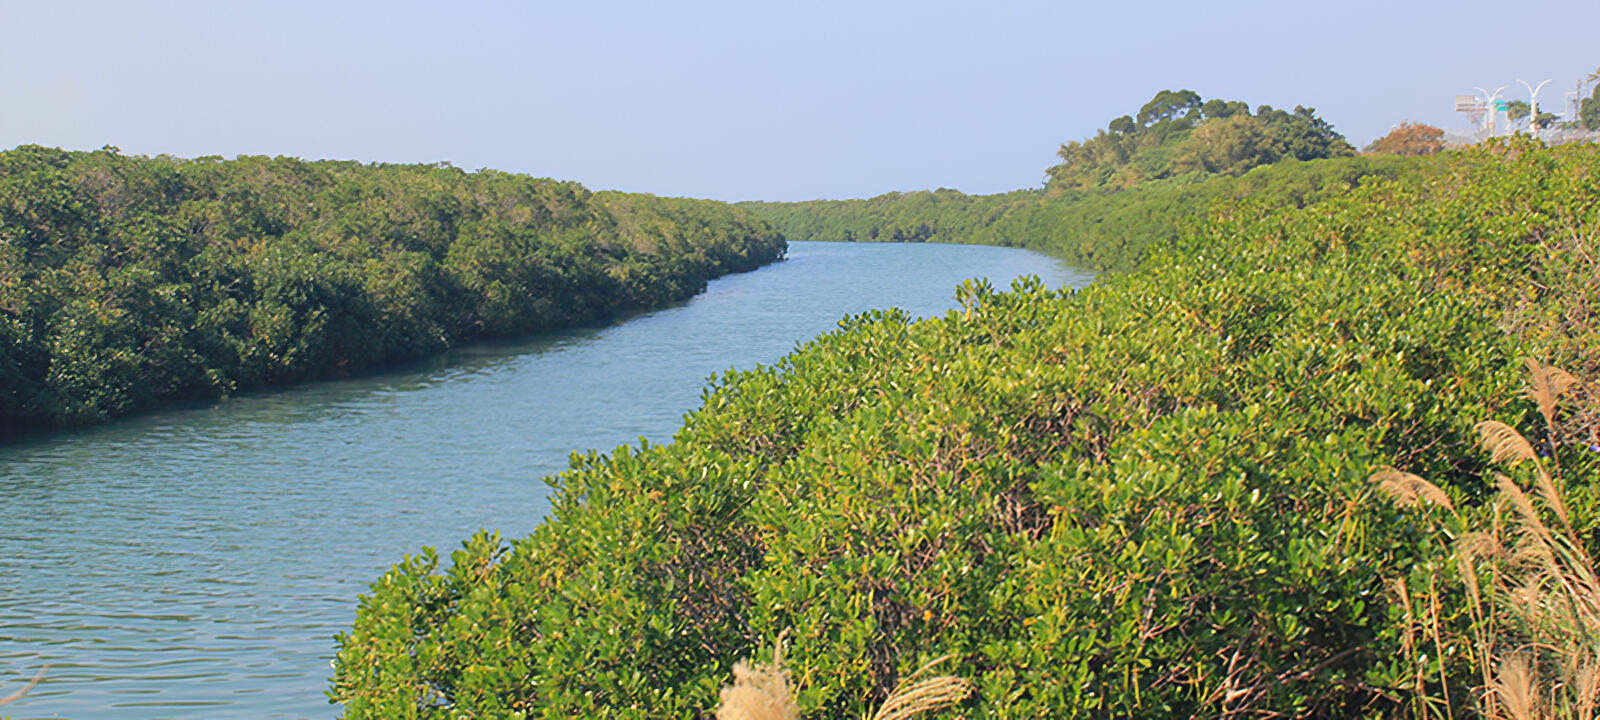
[870,655,973,720]
[1375,359,1600,719]
[712,635,972,720]
[715,632,798,720]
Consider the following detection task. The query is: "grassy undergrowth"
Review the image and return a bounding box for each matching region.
[331,137,1600,718]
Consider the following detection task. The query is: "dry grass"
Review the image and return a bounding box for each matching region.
[1375,359,1600,720]
[1374,467,1455,511]
[712,634,972,720]
[870,655,973,720]
[1524,358,1579,433]
[715,632,798,720]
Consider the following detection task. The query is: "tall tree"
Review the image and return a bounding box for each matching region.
[1582,83,1600,131]
[1364,122,1445,156]
[1170,114,1277,175]
[1201,99,1249,120]
[1136,89,1203,126]
[1046,91,1352,193]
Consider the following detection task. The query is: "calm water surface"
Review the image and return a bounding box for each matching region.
[0,241,1090,718]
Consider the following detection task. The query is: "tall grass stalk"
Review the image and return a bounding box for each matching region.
[711,634,972,720]
[714,632,798,720]
[1375,359,1600,719]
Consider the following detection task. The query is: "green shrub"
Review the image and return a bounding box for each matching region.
[333,138,1600,717]
[0,147,786,433]
[742,154,1424,273]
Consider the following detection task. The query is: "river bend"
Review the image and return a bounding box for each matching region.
[0,241,1090,718]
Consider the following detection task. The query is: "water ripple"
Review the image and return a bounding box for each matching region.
[0,242,1089,718]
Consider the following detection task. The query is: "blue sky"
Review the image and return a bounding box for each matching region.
[2,0,1596,200]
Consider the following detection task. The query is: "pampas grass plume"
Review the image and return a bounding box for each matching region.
[712,640,973,720]
[1372,467,1454,510]
[871,654,973,720]
[715,634,798,720]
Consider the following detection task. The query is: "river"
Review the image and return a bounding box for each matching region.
[0,241,1091,718]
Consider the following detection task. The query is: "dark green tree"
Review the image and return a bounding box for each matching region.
[1201,98,1249,120]
[1582,85,1600,131]
[0,147,786,433]
[1256,105,1353,161]
[1136,89,1203,126]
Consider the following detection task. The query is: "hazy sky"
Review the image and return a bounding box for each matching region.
[3,0,1596,201]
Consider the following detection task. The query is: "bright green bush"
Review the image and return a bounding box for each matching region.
[332,138,1600,717]
[0,146,785,433]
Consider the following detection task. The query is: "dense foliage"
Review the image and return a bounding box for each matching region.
[332,138,1600,717]
[0,146,785,433]
[1581,70,1600,130]
[1043,89,1353,191]
[1364,122,1445,156]
[743,90,1364,274]
[743,154,1421,272]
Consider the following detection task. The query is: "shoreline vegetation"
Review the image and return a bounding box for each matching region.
[332,90,1600,716]
[0,146,786,436]
[741,90,1376,273]
[9,85,1599,718]
[739,153,1418,273]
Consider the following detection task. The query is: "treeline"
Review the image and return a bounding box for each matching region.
[332,137,1600,718]
[743,90,1371,273]
[1045,89,1353,191]
[0,146,785,434]
[743,153,1423,272]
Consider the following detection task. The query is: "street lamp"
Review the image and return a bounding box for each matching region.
[1517,78,1552,131]
[1474,85,1509,135]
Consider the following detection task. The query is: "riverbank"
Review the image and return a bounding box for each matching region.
[0,146,786,436]
[0,242,1081,719]
[740,153,1429,273]
[334,138,1600,717]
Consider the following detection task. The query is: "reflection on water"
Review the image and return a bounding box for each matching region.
[0,241,1091,718]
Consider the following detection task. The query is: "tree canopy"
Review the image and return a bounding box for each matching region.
[1364,122,1445,156]
[0,146,785,433]
[1581,82,1600,131]
[1044,90,1353,192]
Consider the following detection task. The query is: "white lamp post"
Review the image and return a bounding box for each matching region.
[1517,78,1552,131]
[1474,85,1510,135]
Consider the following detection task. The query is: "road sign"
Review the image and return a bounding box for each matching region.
[1454,94,1480,112]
